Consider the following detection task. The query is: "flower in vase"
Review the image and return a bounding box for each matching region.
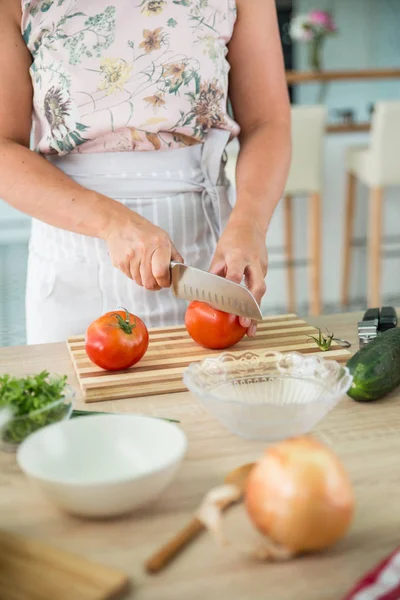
[309,10,337,32]
[289,10,337,43]
[289,9,338,72]
[289,14,314,42]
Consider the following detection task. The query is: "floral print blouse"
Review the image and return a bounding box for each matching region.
[21,0,240,155]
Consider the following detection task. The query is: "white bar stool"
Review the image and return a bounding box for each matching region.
[284,105,327,316]
[341,101,400,308]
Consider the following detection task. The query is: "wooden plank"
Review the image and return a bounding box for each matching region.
[76,335,345,378]
[70,322,334,367]
[326,122,370,134]
[68,315,306,349]
[69,326,320,359]
[81,349,351,402]
[0,530,130,600]
[84,380,187,402]
[67,314,351,403]
[286,68,400,84]
[80,345,350,388]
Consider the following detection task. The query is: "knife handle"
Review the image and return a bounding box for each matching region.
[144,517,204,574]
[144,491,241,574]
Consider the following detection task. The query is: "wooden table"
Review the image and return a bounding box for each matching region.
[1,311,400,600]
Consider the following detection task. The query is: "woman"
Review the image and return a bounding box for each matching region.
[0,0,291,344]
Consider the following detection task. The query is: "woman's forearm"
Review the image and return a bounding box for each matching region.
[0,137,130,238]
[229,120,291,233]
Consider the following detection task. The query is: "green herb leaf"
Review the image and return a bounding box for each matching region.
[0,371,67,416]
[0,372,68,445]
[307,328,334,352]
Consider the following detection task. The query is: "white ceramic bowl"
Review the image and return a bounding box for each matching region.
[184,351,352,441]
[17,415,187,518]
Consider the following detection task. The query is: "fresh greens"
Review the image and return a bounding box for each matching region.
[0,371,67,415]
[0,371,181,448]
[0,371,69,446]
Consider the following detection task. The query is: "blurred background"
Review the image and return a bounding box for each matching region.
[1,0,400,346]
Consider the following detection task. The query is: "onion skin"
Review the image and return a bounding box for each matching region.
[245,437,354,555]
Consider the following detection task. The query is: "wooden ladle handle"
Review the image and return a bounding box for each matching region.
[144,517,204,574]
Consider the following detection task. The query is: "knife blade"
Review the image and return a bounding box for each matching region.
[170,262,263,322]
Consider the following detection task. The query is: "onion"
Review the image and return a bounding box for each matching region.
[245,436,354,556]
[197,436,354,560]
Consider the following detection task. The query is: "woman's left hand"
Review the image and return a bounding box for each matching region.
[209,216,268,337]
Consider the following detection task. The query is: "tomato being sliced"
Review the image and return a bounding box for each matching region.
[185,301,246,350]
[85,309,149,371]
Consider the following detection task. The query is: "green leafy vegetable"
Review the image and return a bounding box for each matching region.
[0,371,67,415]
[0,372,181,448]
[0,371,69,446]
[307,328,334,352]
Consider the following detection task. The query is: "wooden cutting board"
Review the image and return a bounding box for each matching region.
[67,313,351,403]
[0,531,130,600]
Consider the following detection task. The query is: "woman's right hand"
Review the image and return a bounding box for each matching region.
[104,210,183,291]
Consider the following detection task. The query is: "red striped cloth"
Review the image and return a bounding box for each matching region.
[344,549,400,600]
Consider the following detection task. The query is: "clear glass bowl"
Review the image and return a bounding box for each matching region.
[0,386,74,452]
[183,351,352,441]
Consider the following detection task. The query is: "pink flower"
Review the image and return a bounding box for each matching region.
[310,10,336,32]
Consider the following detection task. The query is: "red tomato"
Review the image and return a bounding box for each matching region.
[85,309,149,371]
[185,301,246,350]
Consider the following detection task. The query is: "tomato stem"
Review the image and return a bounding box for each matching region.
[110,308,137,335]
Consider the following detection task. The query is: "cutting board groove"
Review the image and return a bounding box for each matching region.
[67,313,351,403]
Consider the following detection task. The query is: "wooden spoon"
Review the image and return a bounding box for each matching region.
[145,463,254,574]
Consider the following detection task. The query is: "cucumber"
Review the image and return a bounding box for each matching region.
[346,327,400,402]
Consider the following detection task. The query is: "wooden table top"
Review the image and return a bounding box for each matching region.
[1,311,400,600]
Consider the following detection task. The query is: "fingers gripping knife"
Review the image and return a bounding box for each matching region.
[170,262,263,322]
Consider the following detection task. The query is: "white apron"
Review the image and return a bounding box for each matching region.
[25,129,234,344]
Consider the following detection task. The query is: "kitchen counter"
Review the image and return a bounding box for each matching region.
[1,311,400,600]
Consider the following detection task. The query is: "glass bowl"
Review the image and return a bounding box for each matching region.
[0,386,74,452]
[183,351,352,441]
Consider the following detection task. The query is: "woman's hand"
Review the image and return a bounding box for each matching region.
[210,215,268,337]
[105,209,183,291]
[212,0,291,337]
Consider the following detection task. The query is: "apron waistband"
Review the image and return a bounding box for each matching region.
[47,128,232,245]
[35,129,233,258]
[47,129,231,195]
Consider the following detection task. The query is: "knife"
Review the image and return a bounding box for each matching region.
[170,262,263,322]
